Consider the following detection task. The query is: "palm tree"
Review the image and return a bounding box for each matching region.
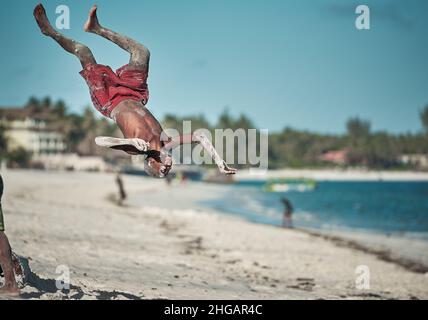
[420,105,428,134]
[346,117,371,140]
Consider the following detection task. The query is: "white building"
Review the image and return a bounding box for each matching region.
[399,154,428,170]
[37,153,109,171]
[0,106,66,156]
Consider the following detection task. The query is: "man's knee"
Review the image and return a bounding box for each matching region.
[132,45,150,63]
[136,44,150,57]
[74,43,92,59]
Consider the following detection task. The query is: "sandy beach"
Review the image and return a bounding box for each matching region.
[1,169,428,300]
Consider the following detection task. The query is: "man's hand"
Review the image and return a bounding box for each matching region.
[95,136,150,153]
[219,161,238,175]
[133,138,151,152]
[162,133,239,175]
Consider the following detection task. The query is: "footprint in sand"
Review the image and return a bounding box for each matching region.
[287,278,316,291]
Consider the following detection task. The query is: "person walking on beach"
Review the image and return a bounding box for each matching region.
[165,173,173,186]
[281,197,293,228]
[115,174,127,206]
[0,175,20,296]
[33,4,236,178]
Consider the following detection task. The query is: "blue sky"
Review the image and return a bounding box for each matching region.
[0,0,427,133]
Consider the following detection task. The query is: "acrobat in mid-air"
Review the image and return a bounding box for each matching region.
[34,4,237,178]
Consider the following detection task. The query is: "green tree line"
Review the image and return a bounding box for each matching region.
[162,106,428,170]
[1,97,428,170]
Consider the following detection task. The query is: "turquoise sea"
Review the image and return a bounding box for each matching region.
[200,181,428,240]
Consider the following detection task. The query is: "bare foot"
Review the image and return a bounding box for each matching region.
[221,163,238,175]
[0,285,20,297]
[84,5,101,32]
[33,3,56,36]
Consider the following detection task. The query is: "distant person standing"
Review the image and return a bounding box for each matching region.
[0,175,20,296]
[281,197,294,228]
[115,173,127,206]
[165,173,173,186]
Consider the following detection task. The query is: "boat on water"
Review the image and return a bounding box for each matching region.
[263,178,317,192]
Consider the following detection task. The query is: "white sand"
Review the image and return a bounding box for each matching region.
[1,169,428,300]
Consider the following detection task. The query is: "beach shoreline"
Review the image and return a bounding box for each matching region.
[129,178,428,272]
[236,168,428,181]
[1,169,427,300]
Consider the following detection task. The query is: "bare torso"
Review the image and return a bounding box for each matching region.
[112,100,166,152]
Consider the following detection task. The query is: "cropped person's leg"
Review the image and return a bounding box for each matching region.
[0,232,19,296]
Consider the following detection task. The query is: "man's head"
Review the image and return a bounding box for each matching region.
[143,150,172,178]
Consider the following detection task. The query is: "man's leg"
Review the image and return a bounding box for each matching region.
[34,4,96,68]
[83,5,153,154]
[84,5,150,71]
[0,232,19,296]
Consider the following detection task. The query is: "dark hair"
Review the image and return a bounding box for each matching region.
[145,150,161,162]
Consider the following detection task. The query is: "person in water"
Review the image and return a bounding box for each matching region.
[281,197,293,228]
[34,3,237,178]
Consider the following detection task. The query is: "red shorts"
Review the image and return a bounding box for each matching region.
[80,63,149,118]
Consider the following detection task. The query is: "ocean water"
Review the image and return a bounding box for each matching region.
[200,181,428,240]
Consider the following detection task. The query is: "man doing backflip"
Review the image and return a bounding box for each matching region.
[34,4,236,178]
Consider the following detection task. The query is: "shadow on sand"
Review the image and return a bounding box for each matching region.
[12,255,142,300]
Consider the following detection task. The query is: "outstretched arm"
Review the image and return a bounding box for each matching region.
[162,133,237,175]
